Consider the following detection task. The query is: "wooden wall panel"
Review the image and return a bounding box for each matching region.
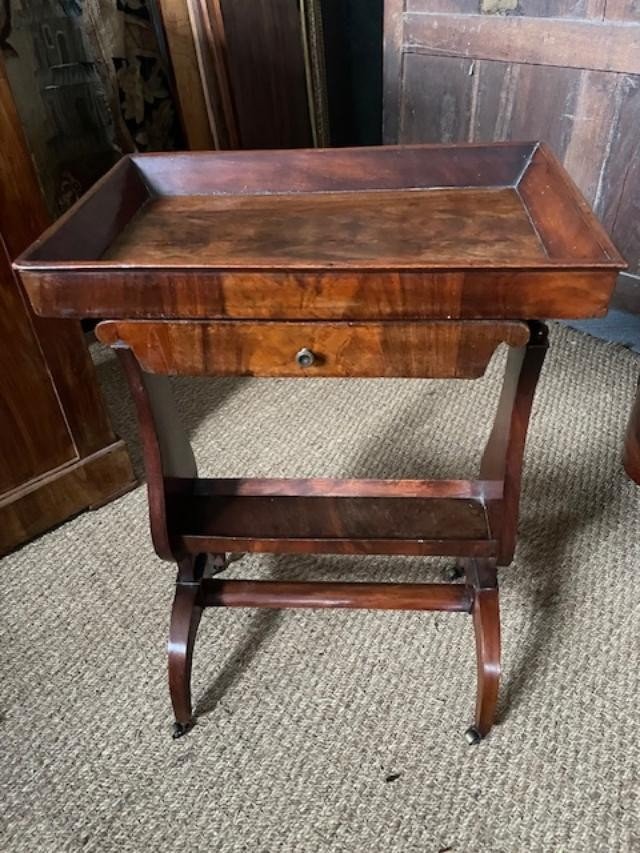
[185,0,239,149]
[402,59,583,163]
[0,62,116,458]
[597,75,640,265]
[495,0,605,16]
[401,55,473,143]
[562,70,622,205]
[404,14,640,76]
[406,0,606,12]
[385,0,640,276]
[605,1,640,21]
[170,0,327,149]
[472,63,582,159]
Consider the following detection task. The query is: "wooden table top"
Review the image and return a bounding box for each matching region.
[103,188,548,269]
[14,142,625,321]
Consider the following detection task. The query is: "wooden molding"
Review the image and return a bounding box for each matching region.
[155,0,215,149]
[0,441,136,556]
[185,0,239,149]
[300,0,330,147]
[405,13,640,75]
[383,0,405,143]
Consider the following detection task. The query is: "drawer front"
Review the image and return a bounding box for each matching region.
[96,320,530,379]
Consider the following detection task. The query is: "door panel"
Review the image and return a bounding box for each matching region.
[0,56,135,554]
[0,237,76,494]
[219,0,313,148]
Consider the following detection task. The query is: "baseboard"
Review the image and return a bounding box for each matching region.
[0,440,137,557]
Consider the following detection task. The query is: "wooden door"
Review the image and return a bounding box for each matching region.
[384,0,640,277]
[0,62,135,555]
[158,0,329,149]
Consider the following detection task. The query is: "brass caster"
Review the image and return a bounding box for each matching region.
[464,726,482,745]
[172,720,194,739]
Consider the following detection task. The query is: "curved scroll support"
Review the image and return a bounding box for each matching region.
[168,559,204,737]
[464,559,500,743]
[480,321,548,565]
[469,588,501,741]
[109,345,197,561]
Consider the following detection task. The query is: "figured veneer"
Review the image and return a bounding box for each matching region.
[20,268,617,322]
[96,320,530,378]
[15,143,623,322]
[102,188,547,267]
[178,492,494,557]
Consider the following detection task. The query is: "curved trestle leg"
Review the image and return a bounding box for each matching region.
[168,554,210,738]
[168,553,237,737]
[168,581,202,738]
[464,559,501,744]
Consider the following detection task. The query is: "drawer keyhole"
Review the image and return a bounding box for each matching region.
[295,347,316,368]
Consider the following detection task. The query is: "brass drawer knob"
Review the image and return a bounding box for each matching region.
[295,347,316,367]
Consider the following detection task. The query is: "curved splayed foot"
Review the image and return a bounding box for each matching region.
[464,559,501,742]
[168,568,203,736]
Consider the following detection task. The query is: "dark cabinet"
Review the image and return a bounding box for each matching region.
[0,63,135,555]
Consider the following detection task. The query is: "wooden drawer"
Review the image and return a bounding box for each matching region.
[96,320,530,379]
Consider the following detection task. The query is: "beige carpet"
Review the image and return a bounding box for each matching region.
[1,324,639,852]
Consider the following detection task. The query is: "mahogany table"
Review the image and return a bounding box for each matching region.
[14,142,625,743]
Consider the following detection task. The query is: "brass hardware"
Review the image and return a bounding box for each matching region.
[295,347,315,367]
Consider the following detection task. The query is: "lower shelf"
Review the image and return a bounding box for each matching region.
[174,478,497,557]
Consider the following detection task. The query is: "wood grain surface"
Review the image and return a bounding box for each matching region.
[22,267,618,322]
[0,55,135,554]
[96,319,530,378]
[156,0,216,149]
[126,143,535,195]
[103,188,548,268]
[188,477,504,499]
[199,579,474,611]
[13,137,618,741]
[15,144,624,327]
[404,12,640,76]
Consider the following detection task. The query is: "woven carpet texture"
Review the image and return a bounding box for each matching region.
[1,325,639,852]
